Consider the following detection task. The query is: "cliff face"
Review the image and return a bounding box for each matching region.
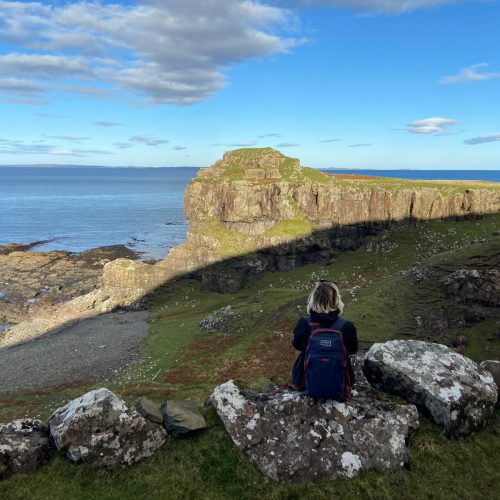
[160,148,500,291]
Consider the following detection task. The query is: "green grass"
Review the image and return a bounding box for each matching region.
[1,213,499,498]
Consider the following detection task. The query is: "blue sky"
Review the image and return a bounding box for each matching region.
[0,0,499,169]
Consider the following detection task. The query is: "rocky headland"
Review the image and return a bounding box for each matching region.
[2,148,499,347]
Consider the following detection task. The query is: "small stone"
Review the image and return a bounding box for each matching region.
[161,400,206,438]
[135,397,163,425]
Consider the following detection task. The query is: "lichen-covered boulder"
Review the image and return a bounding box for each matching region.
[0,419,52,480]
[48,388,167,466]
[210,380,419,482]
[480,360,500,392]
[363,340,498,437]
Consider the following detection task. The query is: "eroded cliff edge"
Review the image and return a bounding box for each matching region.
[2,148,499,347]
[160,148,500,291]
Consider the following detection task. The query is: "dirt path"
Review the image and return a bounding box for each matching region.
[0,311,150,396]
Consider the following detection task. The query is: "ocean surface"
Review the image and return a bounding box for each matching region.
[0,167,198,260]
[1,166,498,260]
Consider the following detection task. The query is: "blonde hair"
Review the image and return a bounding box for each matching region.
[307,281,344,315]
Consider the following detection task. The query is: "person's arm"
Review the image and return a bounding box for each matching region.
[343,321,358,355]
[292,317,311,351]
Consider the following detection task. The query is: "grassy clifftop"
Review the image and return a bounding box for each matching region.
[195,147,500,193]
[1,212,499,499]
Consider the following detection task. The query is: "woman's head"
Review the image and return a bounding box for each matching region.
[307,281,344,314]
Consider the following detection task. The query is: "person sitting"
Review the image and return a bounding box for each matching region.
[291,281,358,400]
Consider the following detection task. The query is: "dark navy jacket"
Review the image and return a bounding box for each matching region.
[291,310,358,386]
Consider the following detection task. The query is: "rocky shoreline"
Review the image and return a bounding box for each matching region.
[0,242,141,328]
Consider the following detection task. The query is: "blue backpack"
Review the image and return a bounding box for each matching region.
[304,317,351,400]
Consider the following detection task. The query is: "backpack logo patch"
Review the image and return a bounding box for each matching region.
[320,339,332,347]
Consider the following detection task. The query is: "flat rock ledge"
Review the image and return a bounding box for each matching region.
[48,388,167,466]
[0,419,52,480]
[363,340,498,437]
[210,380,419,482]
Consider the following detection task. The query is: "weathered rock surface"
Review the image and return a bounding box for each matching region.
[0,419,52,480]
[480,360,500,391]
[161,400,207,437]
[210,380,419,482]
[48,388,166,466]
[0,244,139,325]
[441,269,500,307]
[135,397,163,425]
[363,340,498,437]
[163,148,500,292]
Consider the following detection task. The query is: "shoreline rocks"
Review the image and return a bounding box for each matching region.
[0,244,141,326]
[363,340,498,437]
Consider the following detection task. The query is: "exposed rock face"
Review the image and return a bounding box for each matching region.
[0,245,139,326]
[0,419,52,480]
[363,340,498,437]
[441,269,500,307]
[48,388,167,466]
[210,380,419,482]
[163,148,500,292]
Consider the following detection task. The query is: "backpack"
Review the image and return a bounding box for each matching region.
[303,316,351,400]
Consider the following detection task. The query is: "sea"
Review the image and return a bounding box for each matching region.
[0,166,498,260]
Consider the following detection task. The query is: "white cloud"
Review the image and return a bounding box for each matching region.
[45,135,89,142]
[276,142,300,147]
[406,117,457,135]
[211,141,258,147]
[0,0,301,105]
[348,143,371,147]
[440,63,500,84]
[129,134,169,146]
[93,121,122,127]
[280,0,478,13]
[464,133,500,145]
[0,138,112,156]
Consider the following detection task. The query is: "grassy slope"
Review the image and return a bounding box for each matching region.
[1,213,499,499]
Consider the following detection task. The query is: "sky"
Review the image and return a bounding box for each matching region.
[0,0,499,169]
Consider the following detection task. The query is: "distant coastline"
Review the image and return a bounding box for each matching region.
[1,164,498,182]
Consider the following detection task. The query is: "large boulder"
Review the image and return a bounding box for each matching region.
[0,419,52,480]
[480,360,500,392]
[48,388,167,466]
[210,380,419,482]
[363,340,498,437]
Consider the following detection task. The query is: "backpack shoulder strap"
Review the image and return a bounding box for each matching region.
[330,316,347,331]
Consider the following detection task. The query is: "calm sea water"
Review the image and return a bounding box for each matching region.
[0,166,498,260]
[0,167,198,260]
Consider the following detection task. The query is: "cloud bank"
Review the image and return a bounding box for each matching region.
[440,63,500,84]
[280,0,479,14]
[464,133,500,145]
[0,0,301,105]
[406,117,457,135]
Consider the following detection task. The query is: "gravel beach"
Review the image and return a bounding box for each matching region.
[0,311,150,396]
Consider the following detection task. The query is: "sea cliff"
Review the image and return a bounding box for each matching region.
[160,148,500,291]
[2,148,500,346]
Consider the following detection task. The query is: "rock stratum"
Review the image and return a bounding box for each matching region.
[2,148,499,347]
